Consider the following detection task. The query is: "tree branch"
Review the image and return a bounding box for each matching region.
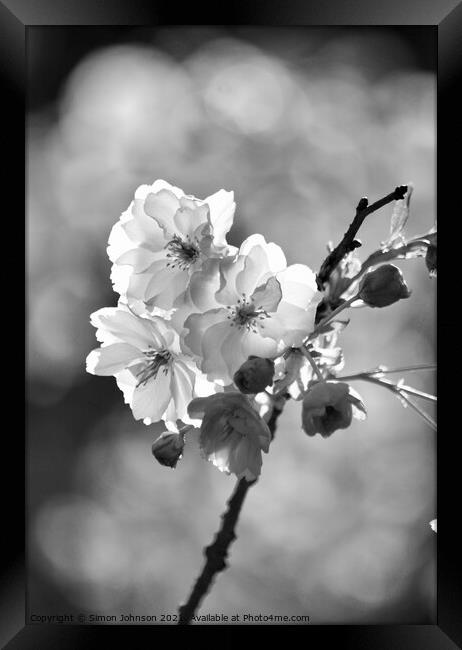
[177,476,254,625]
[177,405,284,625]
[316,185,408,289]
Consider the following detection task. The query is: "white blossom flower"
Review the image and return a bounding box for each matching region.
[107,180,237,314]
[429,519,437,533]
[272,335,345,401]
[86,305,217,429]
[187,392,271,480]
[272,348,314,400]
[183,234,322,384]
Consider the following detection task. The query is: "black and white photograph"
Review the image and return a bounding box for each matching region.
[2,3,457,644]
[26,24,438,627]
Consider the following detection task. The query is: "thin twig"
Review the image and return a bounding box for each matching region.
[338,373,437,430]
[177,405,284,625]
[393,384,436,403]
[399,393,437,431]
[301,346,324,381]
[316,185,408,288]
[309,294,358,339]
[367,364,436,375]
[338,364,436,382]
[343,230,437,289]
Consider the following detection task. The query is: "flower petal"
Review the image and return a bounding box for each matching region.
[121,200,165,242]
[239,234,287,273]
[183,308,225,357]
[251,276,282,312]
[143,265,190,310]
[115,368,137,405]
[274,301,318,346]
[173,203,210,238]
[86,343,140,376]
[110,262,132,297]
[171,360,195,420]
[201,320,235,380]
[149,179,185,198]
[228,437,262,480]
[131,367,172,422]
[276,264,320,309]
[215,255,245,306]
[236,245,271,297]
[107,217,134,263]
[240,329,278,361]
[220,327,247,380]
[188,258,223,312]
[115,246,159,273]
[144,189,181,233]
[90,307,154,349]
[204,189,236,247]
[188,394,221,419]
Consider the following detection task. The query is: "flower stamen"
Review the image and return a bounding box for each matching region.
[226,295,270,333]
[136,348,171,387]
[165,234,200,271]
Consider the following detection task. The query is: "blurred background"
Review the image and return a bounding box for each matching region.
[27,27,436,624]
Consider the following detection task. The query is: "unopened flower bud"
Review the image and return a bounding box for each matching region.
[358,264,410,308]
[233,356,275,394]
[302,381,366,438]
[425,243,437,278]
[151,432,184,468]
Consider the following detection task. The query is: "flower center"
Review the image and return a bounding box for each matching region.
[165,234,200,270]
[136,348,171,387]
[226,294,270,333]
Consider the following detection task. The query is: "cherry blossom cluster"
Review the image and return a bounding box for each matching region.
[86,180,436,481]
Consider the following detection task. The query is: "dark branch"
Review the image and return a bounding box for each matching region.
[316,185,408,289]
[268,394,288,441]
[177,476,254,625]
[177,407,283,625]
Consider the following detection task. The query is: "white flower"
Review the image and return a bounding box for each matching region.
[272,338,344,401]
[272,348,313,400]
[187,392,271,480]
[86,305,217,429]
[183,234,322,384]
[429,519,437,533]
[108,180,236,313]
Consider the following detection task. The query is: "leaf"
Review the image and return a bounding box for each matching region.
[385,183,414,249]
[400,242,428,260]
[312,345,344,372]
[347,384,367,420]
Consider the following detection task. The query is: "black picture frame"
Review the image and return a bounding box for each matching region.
[5,0,460,646]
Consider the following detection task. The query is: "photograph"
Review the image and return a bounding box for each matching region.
[26,25,438,628]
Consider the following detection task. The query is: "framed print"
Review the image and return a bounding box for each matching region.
[3,0,460,646]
